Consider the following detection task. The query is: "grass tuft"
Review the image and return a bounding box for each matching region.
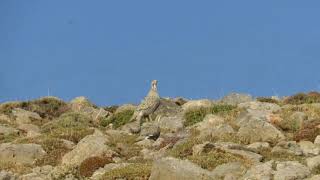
[100,110,134,128]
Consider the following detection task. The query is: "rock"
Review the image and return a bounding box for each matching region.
[12,108,41,125]
[156,115,183,133]
[273,161,310,180]
[237,113,285,143]
[121,121,141,134]
[223,149,263,164]
[306,175,320,180]
[192,142,215,156]
[172,97,188,106]
[0,171,17,180]
[0,143,46,165]
[61,139,75,150]
[114,104,137,114]
[61,132,113,166]
[182,99,214,111]
[0,114,11,123]
[139,122,160,140]
[69,96,95,110]
[0,125,18,136]
[306,155,320,171]
[149,157,214,180]
[135,139,154,148]
[141,146,169,160]
[211,162,247,179]
[221,93,253,105]
[238,101,281,113]
[17,124,41,138]
[272,141,303,156]
[20,165,53,180]
[91,163,131,180]
[242,161,274,180]
[194,114,235,139]
[298,141,320,156]
[278,112,307,131]
[154,99,183,117]
[315,135,320,145]
[247,142,270,153]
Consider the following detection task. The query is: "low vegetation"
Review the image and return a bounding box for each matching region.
[284,92,320,105]
[79,156,113,177]
[184,104,237,127]
[102,163,152,180]
[100,109,134,128]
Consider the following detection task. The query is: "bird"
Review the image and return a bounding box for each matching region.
[130,80,161,125]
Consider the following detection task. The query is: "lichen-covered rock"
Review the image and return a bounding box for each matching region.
[238,101,281,113]
[221,93,253,106]
[306,155,320,172]
[182,99,214,111]
[61,131,113,166]
[0,125,18,136]
[274,161,310,180]
[0,143,46,165]
[149,157,215,180]
[272,141,303,156]
[156,115,183,133]
[12,108,42,125]
[237,114,285,143]
[242,161,274,180]
[211,162,247,179]
[298,141,320,156]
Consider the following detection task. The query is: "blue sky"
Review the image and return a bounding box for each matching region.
[1,1,320,105]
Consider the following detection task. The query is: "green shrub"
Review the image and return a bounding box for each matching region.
[102,163,152,180]
[284,92,320,105]
[184,105,236,127]
[100,110,134,128]
[41,112,94,143]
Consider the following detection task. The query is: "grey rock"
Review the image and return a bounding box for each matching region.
[0,125,18,136]
[298,141,320,156]
[12,108,41,125]
[237,114,285,143]
[272,141,303,156]
[274,161,310,180]
[156,115,183,133]
[315,135,320,145]
[238,101,281,113]
[17,124,41,138]
[247,142,270,153]
[0,171,17,180]
[211,162,247,179]
[61,131,113,166]
[182,99,214,111]
[242,161,274,180]
[139,122,160,140]
[224,149,263,164]
[0,143,46,165]
[306,155,320,171]
[221,93,253,106]
[149,157,215,180]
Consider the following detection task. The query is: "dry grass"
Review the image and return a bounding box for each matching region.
[284,92,320,105]
[259,148,305,163]
[294,119,320,142]
[0,162,32,175]
[107,133,141,160]
[79,156,113,177]
[100,110,134,128]
[102,163,152,180]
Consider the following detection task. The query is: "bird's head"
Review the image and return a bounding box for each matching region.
[151,80,158,90]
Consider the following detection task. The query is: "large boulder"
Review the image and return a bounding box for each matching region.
[238,101,281,113]
[236,112,285,143]
[0,143,46,165]
[182,99,214,112]
[306,155,320,172]
[273,161,310,180]
[272,141,303,156]
[12,108,42,125]
[242,161,274,180]
[0,125,18,136]
[211,162,247,179]
[149,157,214,180]
[221,93,253,105]
[61,130,113,166]
[156,115,184,133]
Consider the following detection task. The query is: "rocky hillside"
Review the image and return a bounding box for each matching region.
[0,92,320,180]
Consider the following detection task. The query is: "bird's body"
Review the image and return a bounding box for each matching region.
[130,80,160,125]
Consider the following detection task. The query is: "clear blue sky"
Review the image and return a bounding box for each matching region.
[1,1,320,105]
